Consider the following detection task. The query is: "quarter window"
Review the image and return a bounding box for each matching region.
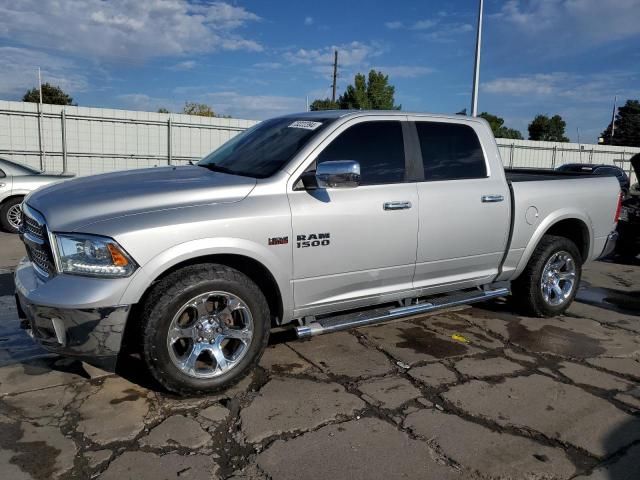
[415,122,487,181]
[316,121,406,185]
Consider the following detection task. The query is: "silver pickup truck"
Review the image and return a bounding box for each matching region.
[14,111,621,394]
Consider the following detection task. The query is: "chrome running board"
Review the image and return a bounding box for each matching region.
[295,287,510,338]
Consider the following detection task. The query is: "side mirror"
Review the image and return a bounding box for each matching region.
[316,160,361,189]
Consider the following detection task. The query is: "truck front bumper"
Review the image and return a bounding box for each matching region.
[14,257,131,370]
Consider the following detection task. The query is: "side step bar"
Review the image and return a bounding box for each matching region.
[295,287,510,339]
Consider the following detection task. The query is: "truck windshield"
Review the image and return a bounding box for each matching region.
[198,117,331,178]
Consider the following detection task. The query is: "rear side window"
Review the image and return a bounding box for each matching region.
[316,121,405,185]
[0,169,5,178]
[415,122,487,181]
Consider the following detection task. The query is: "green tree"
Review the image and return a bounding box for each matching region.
[338,70,400,110]
[309,98,340,111]
[157,107,170,113]
[601,99,640,147]
[183,102,215,117]
[479,112,523,139]
[23,83,73,105]
[528,114,569,142]
[310,70,400,111]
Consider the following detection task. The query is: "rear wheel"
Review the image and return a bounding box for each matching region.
[512,235,582,317]
[140,263,270,395]
[0,197,23,233]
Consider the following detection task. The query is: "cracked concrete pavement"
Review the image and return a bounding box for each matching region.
[0,232,639,479]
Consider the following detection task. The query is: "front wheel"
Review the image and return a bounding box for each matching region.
[0,198,23,233]
[140,264,270,395]
[512,235,582,317]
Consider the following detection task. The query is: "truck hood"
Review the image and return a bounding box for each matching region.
[26,165,256,231]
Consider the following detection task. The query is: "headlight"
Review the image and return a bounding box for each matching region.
[54,234,137,277]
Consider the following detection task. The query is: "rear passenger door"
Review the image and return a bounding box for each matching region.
[287,118,419,315]
[409,118,510,291]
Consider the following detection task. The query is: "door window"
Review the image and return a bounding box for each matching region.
[415,122,487,181]
[316,121,406,185]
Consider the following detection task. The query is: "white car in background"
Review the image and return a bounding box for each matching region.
[0,158,73,233]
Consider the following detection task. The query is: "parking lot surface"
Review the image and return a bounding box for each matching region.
[0,231,638,479]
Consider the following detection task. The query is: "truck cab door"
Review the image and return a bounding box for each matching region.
[287,118,419,317]
[408,118,510,293]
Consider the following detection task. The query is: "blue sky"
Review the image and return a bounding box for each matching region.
[1,0,639,142]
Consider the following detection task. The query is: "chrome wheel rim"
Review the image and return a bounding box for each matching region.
[7,203,22,230]
[540,250,577,307]
[166,291,254,379]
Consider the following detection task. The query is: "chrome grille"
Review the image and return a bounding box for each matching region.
[26,243,53,276]
[21,205,56,279]
[23,214,44,240]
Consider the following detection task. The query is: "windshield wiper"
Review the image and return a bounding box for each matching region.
[197,163,238,175]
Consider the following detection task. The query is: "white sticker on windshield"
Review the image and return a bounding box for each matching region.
[288,120,323,130]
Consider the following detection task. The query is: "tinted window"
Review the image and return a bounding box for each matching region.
[0,169,5,179]
[199,117,331,178]
[316,121,405,185]
[415,122,487,181]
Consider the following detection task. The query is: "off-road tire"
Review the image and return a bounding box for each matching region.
[140,263,270,395]
[511,235,582,317]
[0,197,23,234]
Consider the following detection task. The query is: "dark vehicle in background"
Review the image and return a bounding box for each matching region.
[556,163,630,195]
[616,154,640,258]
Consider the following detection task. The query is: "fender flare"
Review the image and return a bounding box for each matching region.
[512,209,593,278]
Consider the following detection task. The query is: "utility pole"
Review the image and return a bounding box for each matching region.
[37,67,45,171]
[470,0,484,117]
[331,50,338,103]
[610,95,617,139]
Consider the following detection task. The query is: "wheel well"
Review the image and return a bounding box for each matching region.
[544,218,589,263]
[135,254,284,326]
[0,195,25,208]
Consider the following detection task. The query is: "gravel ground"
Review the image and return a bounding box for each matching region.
[0,231,638,479]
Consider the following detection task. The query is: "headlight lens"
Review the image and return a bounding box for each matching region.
[54,234,137,277]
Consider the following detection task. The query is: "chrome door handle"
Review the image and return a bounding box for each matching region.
[0,183,5,188]
[384,201,412,211]
[481,194,504,203]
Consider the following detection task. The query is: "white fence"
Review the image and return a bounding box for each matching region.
[0,100,638,182]
[0,100,257,176]
[496,139,638,182]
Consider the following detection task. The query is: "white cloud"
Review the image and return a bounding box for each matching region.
[205,91,305,119]
[483,71,640,103]
[371,65,434,78]
[117,91,305,120]
[0,47,88,97]
[304,16,314,26]
[411,20,438,30]
[284,41,384,73]
[170,60,197,71]
[483,73,564,96]
[383,17,472,41]
[0,0,262,62]
[492,0,640,45]
[253,62,283,70]
[384,21,404,30]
